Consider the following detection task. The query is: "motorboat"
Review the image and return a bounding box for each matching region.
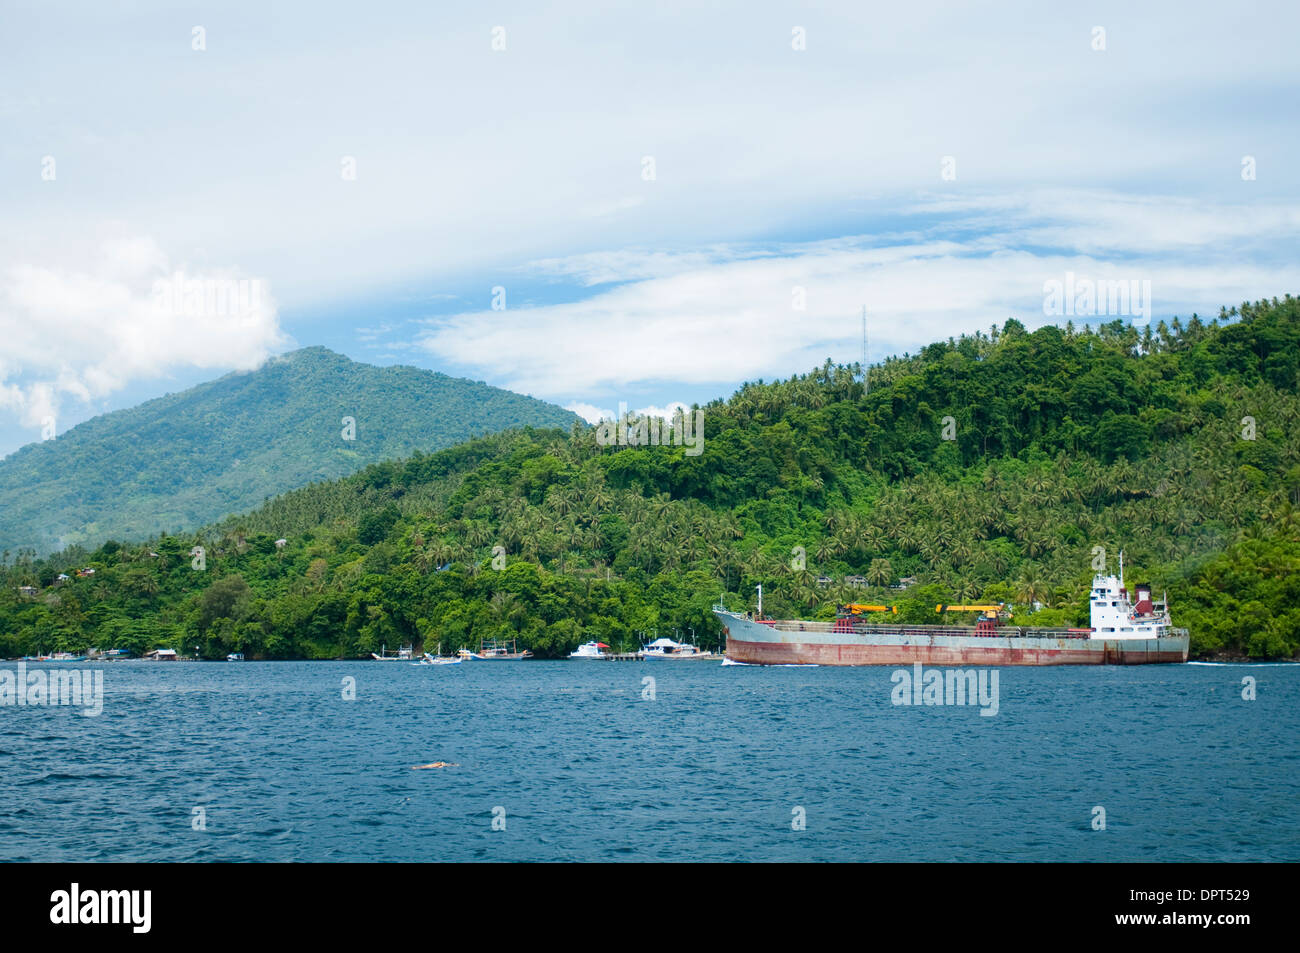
[414,643,462,665]
[568,641,611,659]
[639,637,719,660]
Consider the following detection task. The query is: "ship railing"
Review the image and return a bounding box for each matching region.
[771,620,840,633]
[769,620,1095,639]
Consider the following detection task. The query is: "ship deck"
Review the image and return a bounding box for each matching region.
[759,619,1098,639]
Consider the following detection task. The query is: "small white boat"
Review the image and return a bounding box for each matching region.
[371,644,414,661]
[459,639,533,660]
[640,637,720,660]
[226,652,245,662]
[414,643,462,665]
[569,641,611,659]
[422,655,462,666]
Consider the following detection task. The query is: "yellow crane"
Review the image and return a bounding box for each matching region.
[841,604,898,615]
[936,603,1010,634]
[935,604,1008,620]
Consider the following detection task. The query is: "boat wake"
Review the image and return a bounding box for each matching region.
[721,658,820,667]
[1188,661,1297,666]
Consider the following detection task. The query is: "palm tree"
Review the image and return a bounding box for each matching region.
[1015,565,1047,607]
[866,558,892,587]
[488,591,523,635]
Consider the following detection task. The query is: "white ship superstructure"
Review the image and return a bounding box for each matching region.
[1089,553,1174,640]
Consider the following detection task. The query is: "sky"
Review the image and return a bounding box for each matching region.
[1,0,1298,456]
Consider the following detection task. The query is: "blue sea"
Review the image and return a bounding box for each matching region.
[2,660,1297,862]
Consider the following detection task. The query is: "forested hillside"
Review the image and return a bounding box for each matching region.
[2,297,1296,660]
[0,347,578,554]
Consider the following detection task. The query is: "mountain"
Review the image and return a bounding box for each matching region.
[0,347,579,554]
[2,297,1297,661]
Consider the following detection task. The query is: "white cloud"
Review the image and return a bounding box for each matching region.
[2,1,1297,440]
[2,3,1296,312]
[564,400,692,424]
[417,189,1300,398]
[0,236,288,426]
[634,402,693,421]
[564,402,612,424]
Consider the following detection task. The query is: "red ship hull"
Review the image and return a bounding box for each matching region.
[724,635,1188,666]
[716,612,1189,666]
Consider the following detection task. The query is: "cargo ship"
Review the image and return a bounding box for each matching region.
[714,555,1189,666]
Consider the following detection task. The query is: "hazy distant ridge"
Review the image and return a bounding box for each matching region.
[0,347,579,554]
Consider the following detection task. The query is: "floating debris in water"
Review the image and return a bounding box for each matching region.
[411,761,459,770]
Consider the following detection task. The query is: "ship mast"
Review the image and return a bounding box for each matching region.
[756,583,763,619]
[1118,550,1124,589]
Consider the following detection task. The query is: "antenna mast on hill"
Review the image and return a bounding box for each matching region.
[861,305,869,395]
